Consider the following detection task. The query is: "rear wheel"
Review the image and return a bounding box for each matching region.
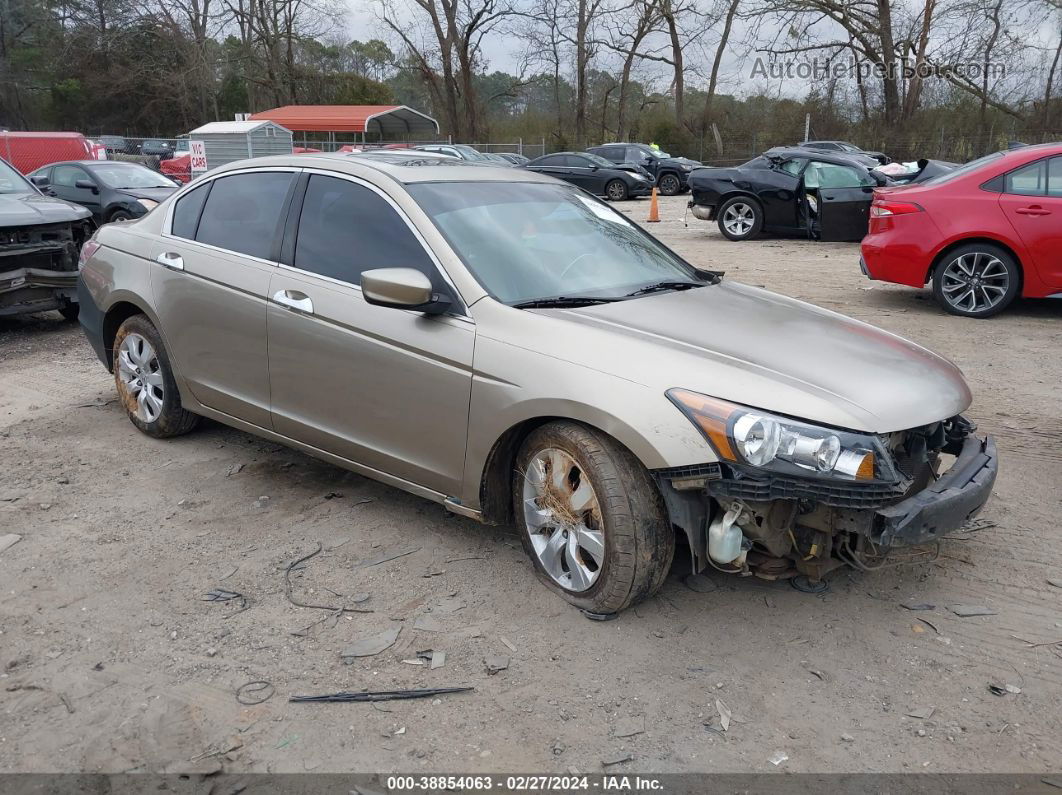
[657,172,682,196]
[932,243,1020,318]
[605,179,629,201]
[109,209,134,223]
[717,196,763,241]
[513,422,674,615]
[113,315,199,438]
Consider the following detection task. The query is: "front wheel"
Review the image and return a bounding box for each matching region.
[514,422,674,615]
[113,315,200,438]
[932,243,1020,318]
[657,172,682,196]
[605,179,629,201]
[717,196,763,241]
[109,210,134,223]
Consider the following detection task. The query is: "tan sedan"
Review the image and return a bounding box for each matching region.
[76,153,997,615]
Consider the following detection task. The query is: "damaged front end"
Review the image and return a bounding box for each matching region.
[655,410,997,585]
[0,220,91,317]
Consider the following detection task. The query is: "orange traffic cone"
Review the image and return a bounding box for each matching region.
[646,187,661,223]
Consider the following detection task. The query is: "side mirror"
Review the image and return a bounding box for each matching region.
[589,164,598,171]
[30,175,50,187]
[75,179,98,193]
[361,268,452,315]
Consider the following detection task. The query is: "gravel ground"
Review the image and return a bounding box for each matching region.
[1,194,1060,775]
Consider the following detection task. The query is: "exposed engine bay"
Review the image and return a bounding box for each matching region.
[656,415,998,587]
[0,219,91,317]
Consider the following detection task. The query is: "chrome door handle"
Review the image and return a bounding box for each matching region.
[155,251,184,270]
[273,289,313,314]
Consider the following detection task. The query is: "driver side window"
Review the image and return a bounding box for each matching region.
[779,158,806,177]
[53,165,88,187]
[804,162,875,189]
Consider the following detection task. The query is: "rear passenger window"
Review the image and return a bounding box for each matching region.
[171,183,211,239]
[293,175,437,287]
[194,172,294,259]
[1048,157,1062,197]
[1005,161,1046,196]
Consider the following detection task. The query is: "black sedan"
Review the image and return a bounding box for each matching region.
[522,152,653,200]
[797,140,891,165]
[28,161,179,224]
[687,147,951,242]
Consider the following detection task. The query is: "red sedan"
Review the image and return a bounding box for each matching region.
[861,143,1062,317]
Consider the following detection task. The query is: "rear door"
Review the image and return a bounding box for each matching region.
[802,161,877,242]
[528,155,575,184]
[565,155,604,192]
[151,169,297,428]
[266,171,474,496]
[998,156,1062,289]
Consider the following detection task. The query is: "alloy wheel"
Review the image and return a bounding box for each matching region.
[521,447,605,592]
[940,251,1009,314]
[659,174,680,195]
[117,333,165,422]
[606,181,627,201]
[722,202,755,237]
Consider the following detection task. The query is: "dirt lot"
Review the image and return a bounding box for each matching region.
[1,193,1061,775]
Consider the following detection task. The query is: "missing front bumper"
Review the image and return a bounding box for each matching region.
[875,435,997,547]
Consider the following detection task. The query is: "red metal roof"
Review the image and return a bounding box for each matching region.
[249,105,439,135]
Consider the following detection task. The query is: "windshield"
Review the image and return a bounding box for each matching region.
[583,153,615,168]
[88,163,176,189]
[409,182,701,304]
[454,145,490,161]
[919,151,1006,186]
[0,159,34,195]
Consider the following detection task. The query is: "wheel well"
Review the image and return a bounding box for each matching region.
[720,192,762,211]
[926,237,1024,287]
[101,301,145,370]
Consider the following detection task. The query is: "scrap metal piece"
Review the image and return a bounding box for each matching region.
[290,687,472,703]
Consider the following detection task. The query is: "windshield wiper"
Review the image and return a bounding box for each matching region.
[625,280,705,297]
[511,296,623,309]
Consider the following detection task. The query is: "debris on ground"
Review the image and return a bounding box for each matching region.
[949,605,997,617]
[716,699,732,732]
[290,686,473,703]
[435,598,464,613]
[901,601,936,611]
[341,626,401,660]
[906,706,936,720]
[840,733,855,743]
[769,751,789,766]
[1047,579,1062,589]
[285,543,372,615]
[430,651,446,669]
[683,573,717,593]
[235,680,274,705]
[807,668,831,682]
[987,683,1022,696]
[613,715,645,738]
[602,753,633,767]
[484,655,510,675]
[413,614,444,633]
[0,534,22,555]
[358,547,420,568]
[499,637,518,653]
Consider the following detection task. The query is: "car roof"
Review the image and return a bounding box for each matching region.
[765,146,874,168]
[210,152,559,186]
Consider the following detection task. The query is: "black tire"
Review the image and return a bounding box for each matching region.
[113,314,199,438]
[58,302,80,322]
[604,179,629,202]
[716,196,763,241]
[109,210,134,222]
[513,421,674,615]
[657,172,682,196]
[931,242,1020,318]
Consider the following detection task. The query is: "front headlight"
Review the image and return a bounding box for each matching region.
[681,164,695,171]
[667,388,895,482]
[136,198,159,211]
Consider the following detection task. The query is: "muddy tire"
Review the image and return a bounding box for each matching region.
[931,243,1020,318]
[657,172,682,196]
[513,421,674,615]
[113,314,199,438]
[717,196,763,241]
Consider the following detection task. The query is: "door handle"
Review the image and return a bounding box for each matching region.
[272,289,313,314]
[1015,206,1050,216]
[155,251,184,270]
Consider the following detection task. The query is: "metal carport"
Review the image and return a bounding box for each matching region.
[248,105,440,146]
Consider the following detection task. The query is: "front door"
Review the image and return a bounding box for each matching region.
[150,169,297,428]
[50,164,102,220]
[802,160,876,242]
[266,172,474,497]
[998,155,1062,289]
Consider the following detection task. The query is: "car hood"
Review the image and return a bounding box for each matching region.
[528,282,971,433]
[116,187,179,202]
[0,192,92,227]
[663,156,701,167]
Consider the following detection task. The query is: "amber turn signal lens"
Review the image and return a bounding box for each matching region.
[666,389,739,462]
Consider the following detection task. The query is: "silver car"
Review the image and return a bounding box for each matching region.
[77,154,998,615]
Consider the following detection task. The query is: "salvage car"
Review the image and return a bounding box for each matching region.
[587,143,700,195]
[798,140,891,165]
[687,147,952,242]
[1,156,93,320]
[77,154,997,614]
[29,161,179,223]
[523,152,652,200]
[861,142,1062,318]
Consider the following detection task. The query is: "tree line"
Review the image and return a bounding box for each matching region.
[1,0,1059,160]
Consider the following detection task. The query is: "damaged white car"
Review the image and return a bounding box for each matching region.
[77,155,997,615]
